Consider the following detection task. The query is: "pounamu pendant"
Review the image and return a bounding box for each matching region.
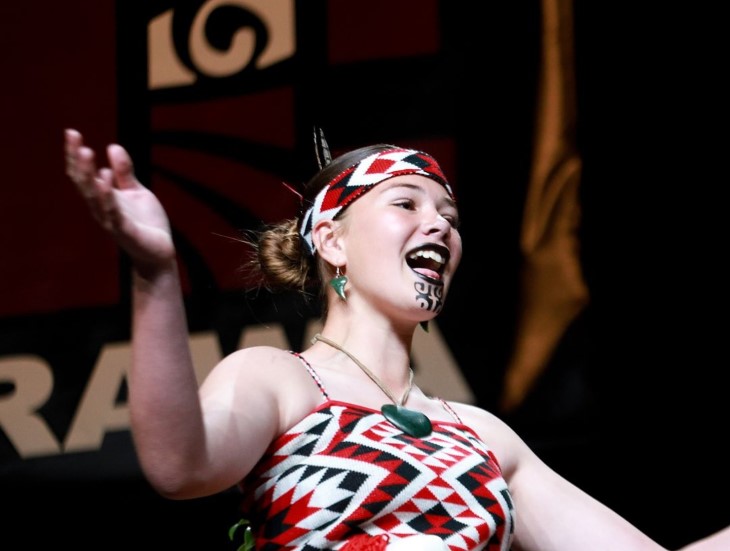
[381,404,433,437]
[329,275,348,300]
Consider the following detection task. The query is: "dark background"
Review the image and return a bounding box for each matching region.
[1,1,727,549]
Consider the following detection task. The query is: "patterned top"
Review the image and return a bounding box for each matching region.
[238,353,514,551]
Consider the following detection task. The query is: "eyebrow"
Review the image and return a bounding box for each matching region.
[379,181,457,209]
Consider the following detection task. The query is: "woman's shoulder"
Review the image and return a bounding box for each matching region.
[218,345,300,369]
[202,345,306,386]
[201,345,325,434]
[442,400,528,477]
[444,399,506,428]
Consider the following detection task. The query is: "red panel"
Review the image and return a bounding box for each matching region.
[151,144,301,224]
[328,0,441,64]
[153,173,257,291]
[0,3,119,316]
[151,87,296,148]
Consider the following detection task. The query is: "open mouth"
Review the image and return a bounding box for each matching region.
[406,244,450,283]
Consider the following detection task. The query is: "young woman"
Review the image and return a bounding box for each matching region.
[64,128,729,551]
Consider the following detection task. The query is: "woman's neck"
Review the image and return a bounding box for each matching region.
[312,314,415,384]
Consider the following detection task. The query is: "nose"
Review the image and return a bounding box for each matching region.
[422,209,451,236]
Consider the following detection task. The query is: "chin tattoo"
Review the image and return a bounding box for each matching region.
[414,281,444,314]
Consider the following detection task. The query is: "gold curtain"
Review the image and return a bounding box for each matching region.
[500,0,589,412]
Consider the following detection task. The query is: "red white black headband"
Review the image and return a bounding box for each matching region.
[299,147,454,256]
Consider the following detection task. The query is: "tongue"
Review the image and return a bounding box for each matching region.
[413,267,441,281]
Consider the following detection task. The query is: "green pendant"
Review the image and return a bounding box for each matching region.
[381,404,432,437]
[329,275,348,301]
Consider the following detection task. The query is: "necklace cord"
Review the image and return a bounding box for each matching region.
[311,333,413,406]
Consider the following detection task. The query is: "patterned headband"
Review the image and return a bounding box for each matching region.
[299,147,454,256]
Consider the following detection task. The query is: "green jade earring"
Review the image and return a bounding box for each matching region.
[330,266,348,301]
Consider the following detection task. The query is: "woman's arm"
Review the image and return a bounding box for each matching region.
[507,449,667,551]
[65,129,210,495]
[677,527,730,551]
[454,402,668,551]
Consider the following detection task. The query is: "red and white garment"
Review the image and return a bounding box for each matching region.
[238,353,514,551]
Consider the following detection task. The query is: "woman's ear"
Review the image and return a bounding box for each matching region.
[312,219,346,266]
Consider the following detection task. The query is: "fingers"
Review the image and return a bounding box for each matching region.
[65,129,118,229]
[94,167,123,233]
[65,128,138,191]
[64,128,86,186]
[65,131,99,199]
[107,143,139,190]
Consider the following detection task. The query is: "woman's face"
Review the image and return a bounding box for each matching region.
[339,174,462,321]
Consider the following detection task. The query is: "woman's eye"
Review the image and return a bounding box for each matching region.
[394,200,415,210]
[443,213,461,229]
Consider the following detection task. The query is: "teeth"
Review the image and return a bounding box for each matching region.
[409,249,446,265]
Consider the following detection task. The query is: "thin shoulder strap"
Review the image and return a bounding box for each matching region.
[437,397,463,424]
[289,351,330,401]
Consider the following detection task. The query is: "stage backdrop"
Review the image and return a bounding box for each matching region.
[1,1,727,549]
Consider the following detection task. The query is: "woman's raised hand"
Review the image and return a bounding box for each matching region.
[64,129,176,271]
